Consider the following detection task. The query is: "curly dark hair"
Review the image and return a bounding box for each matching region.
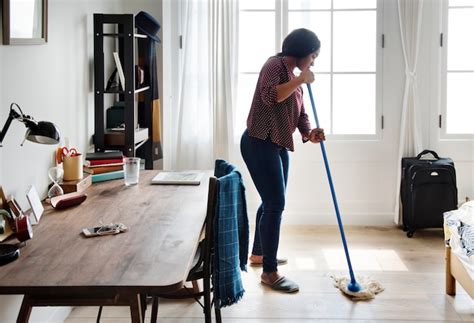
[280,28,320,58]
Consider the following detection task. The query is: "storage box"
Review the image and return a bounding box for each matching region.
[104,128,148,146]
[106,103,124,129]
[50,173,92,194]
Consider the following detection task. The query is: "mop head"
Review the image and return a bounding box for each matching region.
[330,274,384,300]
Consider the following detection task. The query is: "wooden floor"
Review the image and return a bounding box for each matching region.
[65,226,473,322]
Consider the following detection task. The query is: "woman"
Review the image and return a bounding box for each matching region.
[240,28,325,293]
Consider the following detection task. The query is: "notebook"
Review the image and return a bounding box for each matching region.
[151,172,203,185]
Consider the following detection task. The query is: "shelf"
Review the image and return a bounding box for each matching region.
[102,33,124,37]
[100,33,148,39]
[135,86,150,94]
[94,14,154,170]
[104,89,124,94]
[102,86,149,94]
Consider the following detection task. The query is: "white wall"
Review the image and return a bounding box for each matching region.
[161,0,181,171]
[0,42,3,183]
[0,1,161,322]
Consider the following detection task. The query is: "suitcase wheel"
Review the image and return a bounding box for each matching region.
[407,231,414,238]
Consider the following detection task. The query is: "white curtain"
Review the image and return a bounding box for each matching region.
[167,0,239,170]
[394,0,424,224]
[210,0,238,161]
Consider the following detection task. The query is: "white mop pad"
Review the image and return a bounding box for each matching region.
[330,275,384,300]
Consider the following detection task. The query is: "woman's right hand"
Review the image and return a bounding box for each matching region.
[299,68,315,84]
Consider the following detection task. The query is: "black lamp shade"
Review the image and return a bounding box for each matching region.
[26,121,60,145]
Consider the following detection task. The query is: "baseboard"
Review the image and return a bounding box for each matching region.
[246,199,395,225]
[270,211,395,225]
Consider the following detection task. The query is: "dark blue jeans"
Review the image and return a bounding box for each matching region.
[240,130,289,273]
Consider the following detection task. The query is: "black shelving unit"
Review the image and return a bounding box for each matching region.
[93,13,153,169]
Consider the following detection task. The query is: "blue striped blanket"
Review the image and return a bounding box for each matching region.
[213,159,249,308]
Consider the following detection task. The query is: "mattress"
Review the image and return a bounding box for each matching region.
[444,201,474,279]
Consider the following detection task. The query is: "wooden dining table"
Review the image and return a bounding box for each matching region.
[0,171,211,323]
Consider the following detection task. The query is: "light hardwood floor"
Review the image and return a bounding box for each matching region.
[65,226,473,322]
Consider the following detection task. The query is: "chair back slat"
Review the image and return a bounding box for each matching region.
[203,177,218,273]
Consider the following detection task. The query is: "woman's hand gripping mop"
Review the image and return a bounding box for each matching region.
[306,83,384,300]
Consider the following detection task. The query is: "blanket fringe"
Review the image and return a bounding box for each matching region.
[216,289,245,309]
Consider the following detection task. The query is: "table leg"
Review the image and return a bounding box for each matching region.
[151,296,159,323]
[129,293,143,323]
[17,295,32,323]
[140,294,147,322]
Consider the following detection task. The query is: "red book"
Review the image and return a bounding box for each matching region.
[86,158,123,166]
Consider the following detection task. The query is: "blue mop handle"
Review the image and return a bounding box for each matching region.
[306,83,358,287]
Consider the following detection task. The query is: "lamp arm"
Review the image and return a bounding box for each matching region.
[0,113,15,146]
[0,103,23,146]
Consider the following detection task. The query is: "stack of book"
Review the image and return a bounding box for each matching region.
[84,152,124,183]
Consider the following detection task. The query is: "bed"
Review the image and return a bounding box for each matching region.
[444,201,474,299]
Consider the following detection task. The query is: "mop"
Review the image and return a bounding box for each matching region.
[306,83,384,300]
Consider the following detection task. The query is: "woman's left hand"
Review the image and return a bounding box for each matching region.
[308,128,325,143]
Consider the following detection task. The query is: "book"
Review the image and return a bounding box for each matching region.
[84,165,123,175]
[113,52,125,90]
[92,170,124,183]
[85,162,124,168]
[85,159,124,167]
[85,151,123,160]
[151,172,203,185]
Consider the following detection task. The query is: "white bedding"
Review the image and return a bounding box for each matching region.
[444,201,474,279]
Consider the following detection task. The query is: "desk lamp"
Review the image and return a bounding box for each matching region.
[0,103,60,147]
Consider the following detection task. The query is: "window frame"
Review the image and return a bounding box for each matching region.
[237,0,385,142]
[440,0,474,140]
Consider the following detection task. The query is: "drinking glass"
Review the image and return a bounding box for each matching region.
[124,157,140,186]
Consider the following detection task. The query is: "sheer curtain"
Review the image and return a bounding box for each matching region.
[167,0,239,170]
[210,0,238,161]
[394,0,424,224]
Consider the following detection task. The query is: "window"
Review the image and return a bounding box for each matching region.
[443,0,474,136]
[237,0,382,139]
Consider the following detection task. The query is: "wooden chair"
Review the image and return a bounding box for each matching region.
[149,176,222,323]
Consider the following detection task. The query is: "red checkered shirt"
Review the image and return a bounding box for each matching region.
[246,56,312,151]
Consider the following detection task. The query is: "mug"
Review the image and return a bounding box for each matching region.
[63,154,83,181]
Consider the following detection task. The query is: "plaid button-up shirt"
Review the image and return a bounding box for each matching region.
[246,55,312,151]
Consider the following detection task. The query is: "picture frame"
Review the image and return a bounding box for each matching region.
[2,0,48,45]
[113,52,126,89]
[26,185,44,224]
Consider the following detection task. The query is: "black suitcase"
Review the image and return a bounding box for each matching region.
[401,150,457,237]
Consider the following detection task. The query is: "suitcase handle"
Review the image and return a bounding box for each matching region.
[416,150,439,160]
